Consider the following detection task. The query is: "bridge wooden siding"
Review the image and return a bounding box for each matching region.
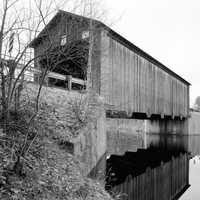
[29,11,190,119]
[100,29,190,119]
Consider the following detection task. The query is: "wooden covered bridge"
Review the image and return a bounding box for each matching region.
[100,30,190,119]
[30,10,190,121]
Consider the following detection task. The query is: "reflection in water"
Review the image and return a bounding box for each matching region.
[106,146,189,200]
[148,133,200,199]
[147,133,200,157]
[105,134,200,200]
[147,133,188,153]
[106,147,187,186]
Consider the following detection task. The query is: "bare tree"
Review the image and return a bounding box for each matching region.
[0,0,78,177]
[0,0,109,179]
[0,1,117,199]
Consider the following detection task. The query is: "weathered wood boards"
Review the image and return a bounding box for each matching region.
[100,30,189,118]
[29,10,190,119]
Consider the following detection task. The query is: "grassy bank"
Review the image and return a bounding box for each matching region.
[0,83,113,200]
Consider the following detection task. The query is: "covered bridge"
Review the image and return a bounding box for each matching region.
[30,10,190,120]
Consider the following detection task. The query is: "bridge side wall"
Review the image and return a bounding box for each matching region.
[100,30,189,118]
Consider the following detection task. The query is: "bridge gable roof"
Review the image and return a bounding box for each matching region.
[30,10,190,86]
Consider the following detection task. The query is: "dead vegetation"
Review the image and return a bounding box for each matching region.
[0,0,115,199]
[0,83,113,200]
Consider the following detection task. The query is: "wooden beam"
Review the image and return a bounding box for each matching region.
[23,67,87,89]
[66,75,72,90]
[72,77,86,85]
[47,71,66,81]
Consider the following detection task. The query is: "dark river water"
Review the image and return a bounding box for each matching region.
[105,133,200,199]
[148,134,200,199]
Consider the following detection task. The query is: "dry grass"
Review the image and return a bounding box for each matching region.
[0,83,113,200]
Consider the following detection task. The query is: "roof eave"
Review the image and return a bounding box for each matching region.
[100,23,191,86]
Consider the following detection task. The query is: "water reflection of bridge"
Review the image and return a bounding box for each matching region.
[106,149,189,200]
[105,116,200,200]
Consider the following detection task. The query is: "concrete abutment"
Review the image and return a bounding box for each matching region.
[68,108,200,178]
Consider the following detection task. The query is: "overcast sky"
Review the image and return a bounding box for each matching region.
[104,0,200,106]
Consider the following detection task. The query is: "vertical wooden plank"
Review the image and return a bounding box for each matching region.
[131,51,135,113]
[124,47,128,113]
[138,56,140,112]
[100,31,110,104]
[155,67,158,114]
[135,54,138,112]
[145,59,148,115]
[66,75,72,90]
[127,49,131,114]
[122,46,125,111]
[136,54,139,112]
[139,56,142,113]
[120,43,123,111]
[147,62,151,116]
[153,64,156,114]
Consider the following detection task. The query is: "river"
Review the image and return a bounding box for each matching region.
[147,133,200,199]
[147,134,200,199]
[106,133,200,199]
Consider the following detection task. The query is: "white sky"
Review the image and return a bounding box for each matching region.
[104,0,200,106]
